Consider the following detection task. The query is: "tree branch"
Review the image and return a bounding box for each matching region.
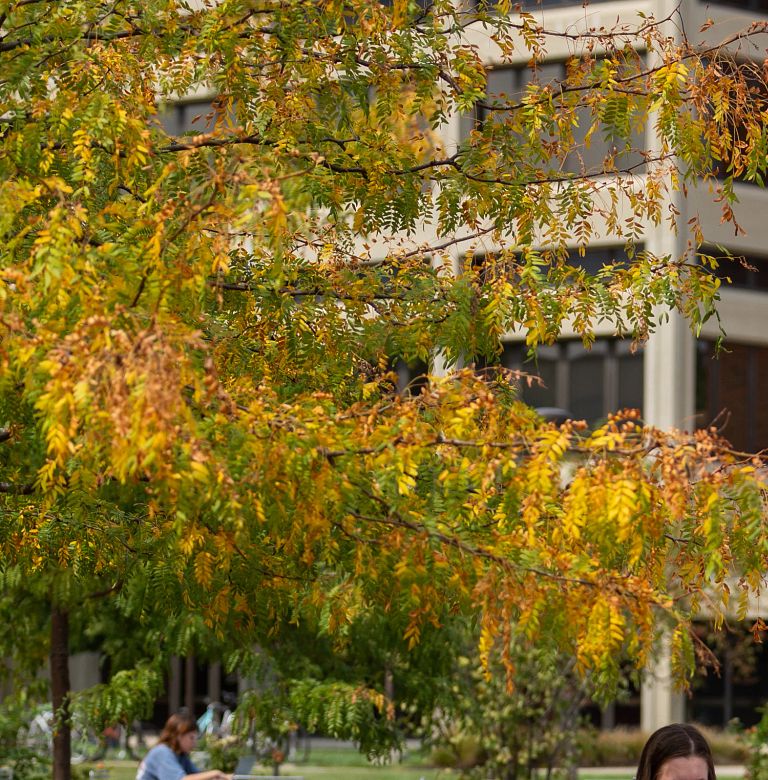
[0,25,145,54]
[0,481,35,495]
[348,505,631,596]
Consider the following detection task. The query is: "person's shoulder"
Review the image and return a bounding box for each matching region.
[143,743,175,766]
[136,745,168,780]
[138,743,183,780]
[146,744,173,757]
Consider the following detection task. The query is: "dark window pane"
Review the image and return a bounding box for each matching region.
[755,348,768,450]
[474,245,637,283]
[474,0,614,7]
[714,258,751,288]
[567,116,646,175]
[380,0,432,10]
[158,99,218,136]
[568,246,630,275]
[701,247,768,291]
[696,340,768,452]
[568,342,605,423]
[709,60,768,185]
[525,0,612,4]
[701,0,768,10]
[498,335,644,425]
[520,346,559,409]
[486,68,519,101]
[464,60,646,175]
[464,64,550,141]
[499,342,524,371]
[716,345,751,449]
[563,57,647,175]
[617,350,644,412]
[394,358,429,396]
[687,621,768,728]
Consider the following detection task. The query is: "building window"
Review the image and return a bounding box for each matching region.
[472,245,635,287]
[687,622,768,728]
[472,0,614,8]
[380,0,432,11]
[701,248,768,292]
[158,98,219,137]
[472,247,643,423]
[498,339,644,425]
[697,340,768,453]
[700,0,768,10]
[708,59,768,185]
[459,59,647,176]
[393,358,429,396]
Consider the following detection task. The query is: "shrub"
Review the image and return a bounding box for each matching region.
[432,723,748,772]
[425,641,595,780]
[201,735,244,773]
[588,728,649,766]
[743,708,768,780]
[430,735,485,770]
[584,724,747,768]
[697,724,748,764]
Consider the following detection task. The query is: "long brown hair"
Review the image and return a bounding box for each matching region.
[636,724,716,780]
[159,713,197,754]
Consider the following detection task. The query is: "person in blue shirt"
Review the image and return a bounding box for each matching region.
[136,713,231,780]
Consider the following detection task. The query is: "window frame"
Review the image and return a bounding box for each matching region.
[696,338,768,453]
[157,97,221,137]
[700,246,768,292]
[460,57,648,176]
[699,0,768,11]
[471,0,616,9]
[499,337,644,424]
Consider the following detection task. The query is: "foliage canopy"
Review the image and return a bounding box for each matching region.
[0,0,768,765]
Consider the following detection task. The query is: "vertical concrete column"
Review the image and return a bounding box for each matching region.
[641,634,686,733]
[641,132,696,431]
[643,310,696,431]
[430,350,450,379]
[638,0,694,731]
[641,308,694,731]
[428,252,460,380]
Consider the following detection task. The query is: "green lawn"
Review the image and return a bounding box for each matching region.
[84,758,642,780]
[281,763,448,776]
[86,760,454,780]
[580,776,633,780]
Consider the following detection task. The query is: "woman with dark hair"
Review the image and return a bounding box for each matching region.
[136,713,231,780]
[636,724,717,780]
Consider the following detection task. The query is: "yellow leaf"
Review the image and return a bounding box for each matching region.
[194,550,214,588]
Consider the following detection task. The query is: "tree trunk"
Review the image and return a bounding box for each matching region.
[51,606,71,780]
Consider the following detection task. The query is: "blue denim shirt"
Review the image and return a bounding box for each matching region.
[136,744,199,780]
